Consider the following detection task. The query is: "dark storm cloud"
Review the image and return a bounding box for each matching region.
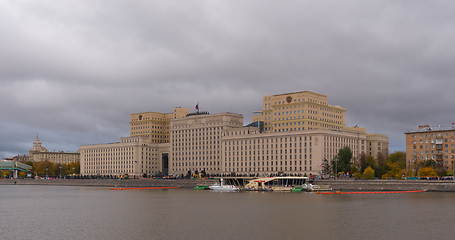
[1,0,455,157]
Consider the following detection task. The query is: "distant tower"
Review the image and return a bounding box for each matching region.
[31,135,48,153]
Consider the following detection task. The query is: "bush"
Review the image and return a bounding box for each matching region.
[362,166,375,179]
[352,172,362,179]
[419,167,437,177]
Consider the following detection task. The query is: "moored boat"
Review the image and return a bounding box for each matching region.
[193,185,210,190]
[209,178,240,192]
[244,176,309,191]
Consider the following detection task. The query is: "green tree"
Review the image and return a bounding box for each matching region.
[1,170,11,178]
[32,161,58,177]
[362,166,375,179]
[66,161,80,175]
[359,152,368,172]
[382,152,406,179]
[321,158,331,176]
[332,147,353,174]
[352,172,362,179]
[351,165,360,177]
[18,171,27,178]
[365,155,376,169]
[419,167,437,177]
[419,160,446,177]
[387,152,406,169]
[375,153,387,178]
[382,162,405,179]
[31,161,80,177]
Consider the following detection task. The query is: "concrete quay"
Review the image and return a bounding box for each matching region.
[314,179,455,192]
[2,179,455,192]
[0,178,217,189]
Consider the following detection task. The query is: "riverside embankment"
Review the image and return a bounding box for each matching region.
[0,178,217,188]
[315,179,455,192]
[2,178,455,192]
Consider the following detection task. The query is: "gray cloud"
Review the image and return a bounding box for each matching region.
[1,0,455,157]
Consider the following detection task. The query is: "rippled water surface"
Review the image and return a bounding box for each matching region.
[1,185,455,240]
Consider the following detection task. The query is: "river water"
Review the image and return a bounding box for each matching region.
[1,185,454,240]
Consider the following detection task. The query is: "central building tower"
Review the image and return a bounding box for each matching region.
[253,91,346,132]
[170,112,243,176]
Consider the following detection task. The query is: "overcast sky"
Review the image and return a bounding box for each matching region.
[1,0,454,158]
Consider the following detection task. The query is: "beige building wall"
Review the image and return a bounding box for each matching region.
[222,127,378,176]
[170,112,244,175]
[28,136,80,164]
[79,136,168,177]
[130,107,188,143]
[405,128,455,174]
[253,91,346,133]
[80,107,184,177]
[29,152,80,164]
[79,91,389,177]
[366,134,389,159]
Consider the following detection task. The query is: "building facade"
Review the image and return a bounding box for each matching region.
[222,128,364,176]
[252,91,346,132]
[366,133,389,159]
[169,115,387,176]
[79,108,187,177]
[80,91,389,177]
[405,126,455,174]
[80,136,168,177]
[29,136,80,164]
[170,112,244,175]
[130,107,188,143]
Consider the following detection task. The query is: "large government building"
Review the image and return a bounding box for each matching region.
[79,107,189,177]
[80,91,388,177]
[405,125,455,175]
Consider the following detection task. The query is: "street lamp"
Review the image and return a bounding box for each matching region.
[45,168,48,179]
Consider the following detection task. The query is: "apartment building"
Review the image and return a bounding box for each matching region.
[405,126,455,173]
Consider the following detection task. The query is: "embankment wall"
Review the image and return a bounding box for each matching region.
[314,180,455,192]
[0,179,217,189]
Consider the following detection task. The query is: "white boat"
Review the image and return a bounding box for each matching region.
[302,183,315,191]
[209,178,240,192]
[302,183,332,192]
